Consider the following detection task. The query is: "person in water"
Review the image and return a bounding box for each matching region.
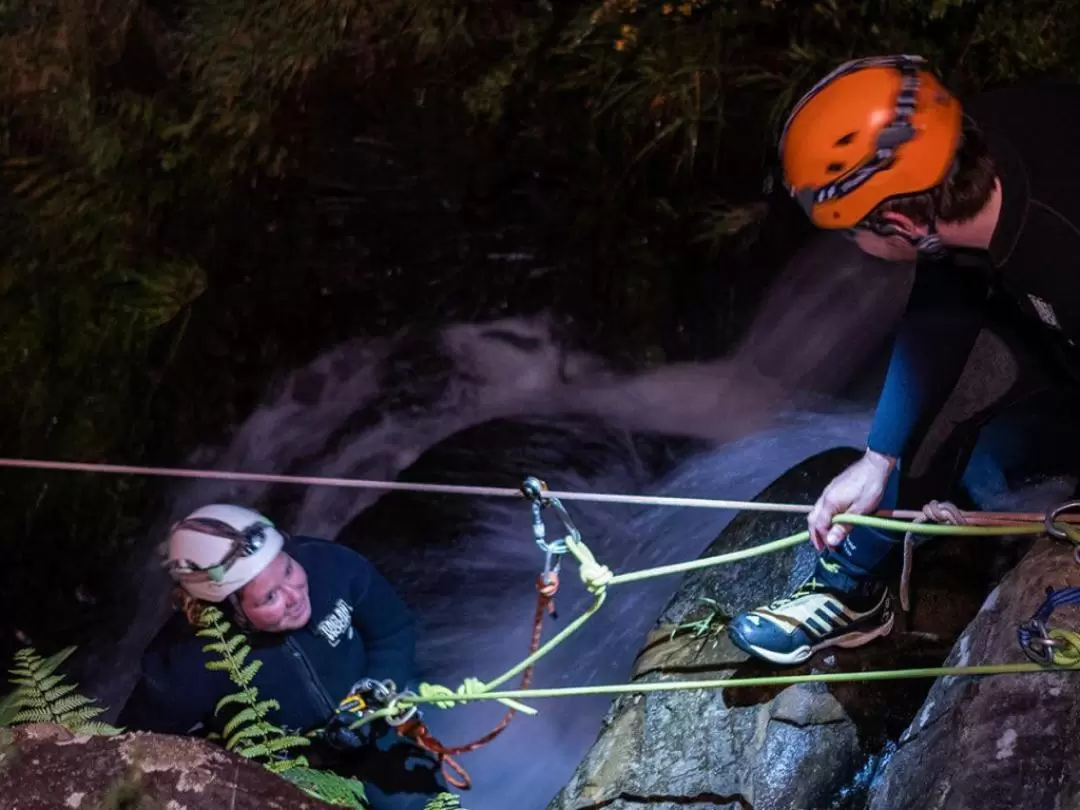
[118,503,453,809]
[727,54,1080,665]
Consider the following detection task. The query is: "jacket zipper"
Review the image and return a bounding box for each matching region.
[285,636,336,719]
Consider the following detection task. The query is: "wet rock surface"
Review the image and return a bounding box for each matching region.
[547,447,1023,810]
[868,536,1080,810]
[0,723,337,810]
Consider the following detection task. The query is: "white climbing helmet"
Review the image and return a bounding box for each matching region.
[164,504,285,603]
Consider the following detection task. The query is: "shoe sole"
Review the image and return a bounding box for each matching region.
[729,609,896,666]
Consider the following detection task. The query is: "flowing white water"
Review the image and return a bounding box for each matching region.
[87,231,922,808]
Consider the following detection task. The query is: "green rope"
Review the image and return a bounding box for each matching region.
[403,661,1076,707]
[351,510,1075,727]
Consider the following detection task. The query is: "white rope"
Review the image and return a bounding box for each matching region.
[0,456,1076,526]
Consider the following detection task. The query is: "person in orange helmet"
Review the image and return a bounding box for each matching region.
[728,55,1080,665]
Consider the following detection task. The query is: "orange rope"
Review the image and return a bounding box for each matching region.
[395,573,559,790]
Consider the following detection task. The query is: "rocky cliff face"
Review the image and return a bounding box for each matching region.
[548,447,1034,810]
[868,536,1080,810]
[0,723,340,810]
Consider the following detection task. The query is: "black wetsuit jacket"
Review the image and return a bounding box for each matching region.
[867,82,1080,459]
[117,535,416,737]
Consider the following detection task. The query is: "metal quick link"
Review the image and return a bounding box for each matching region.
[522,476,578,586]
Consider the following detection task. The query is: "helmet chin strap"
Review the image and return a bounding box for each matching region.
[858,187,948,259]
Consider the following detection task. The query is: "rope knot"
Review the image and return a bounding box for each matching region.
[921,499,966,525]
[580,559,613,594]
[418,678,487,710]
[900,499,965,612]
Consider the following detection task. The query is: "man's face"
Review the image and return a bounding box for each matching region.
[239,551,311,632]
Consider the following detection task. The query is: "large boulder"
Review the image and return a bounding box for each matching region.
[547,447,1024,810]
[868,536,1080,810]
[0,723,340,810]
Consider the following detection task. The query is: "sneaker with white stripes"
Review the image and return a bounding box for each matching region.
[727,562,894,666]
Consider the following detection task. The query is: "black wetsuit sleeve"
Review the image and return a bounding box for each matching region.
[348,555,418,690]
[867,265,990,459]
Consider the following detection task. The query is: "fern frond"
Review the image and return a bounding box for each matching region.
[214,687,259,713]
[222,706,262,739]
[43,682,79,703]
[424,794,465,810]
[35,674,67,695]
[251,699,280,716]
[223,722,269,750]
[10,707,53,724]
[1,646,114,736]
[261,734,310,753]
[14,647,78,683]
[12,695,48,709]
[74,721,122,736]
[237,742,271,759]
[57,705,106,727]
[201,635,247,656]
[235,660,262,686]
[50,693,96,716]
[281,765,369,809]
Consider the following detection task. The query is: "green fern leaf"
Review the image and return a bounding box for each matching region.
[25,647,78,683]
[237,742,271,760]
[74,721,122,736]
[35,674,67,695]
[11,707,52,724]
[235,660,262,685]
[0,691,22,726]
[281,765,369,809]
[1,646,114,736]
[262,734,309,753]
[214,687,259,713]
[251,699,280,716]
[223,723,267,750]
[423,793,464,810]
[50,694,95,716]
[58,706,106,727]
[43,682,79,703]
[203,660,233,672]
[223,706,262,739]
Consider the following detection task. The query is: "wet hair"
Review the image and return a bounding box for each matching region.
[172,586,208,627]
[875,119,998,226]
[171,586,251,629]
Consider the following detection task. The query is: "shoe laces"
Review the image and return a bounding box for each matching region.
[767,574,825,610]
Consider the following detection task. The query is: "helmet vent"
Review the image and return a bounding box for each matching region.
[834,131,858,147]
[826,162,846,174]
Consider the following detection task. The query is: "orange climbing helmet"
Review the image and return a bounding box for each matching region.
[780,54,963,230]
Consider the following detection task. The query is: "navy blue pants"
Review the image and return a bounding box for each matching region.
[826,384,1080,586]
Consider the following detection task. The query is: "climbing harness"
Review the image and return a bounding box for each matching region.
[324,485,568,790]
[8,455,1080,789]
[325,678,472,789]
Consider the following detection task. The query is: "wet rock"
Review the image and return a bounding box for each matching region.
[868,536,1080,810]
[547,447,1023,810]
[0,723,338,810]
